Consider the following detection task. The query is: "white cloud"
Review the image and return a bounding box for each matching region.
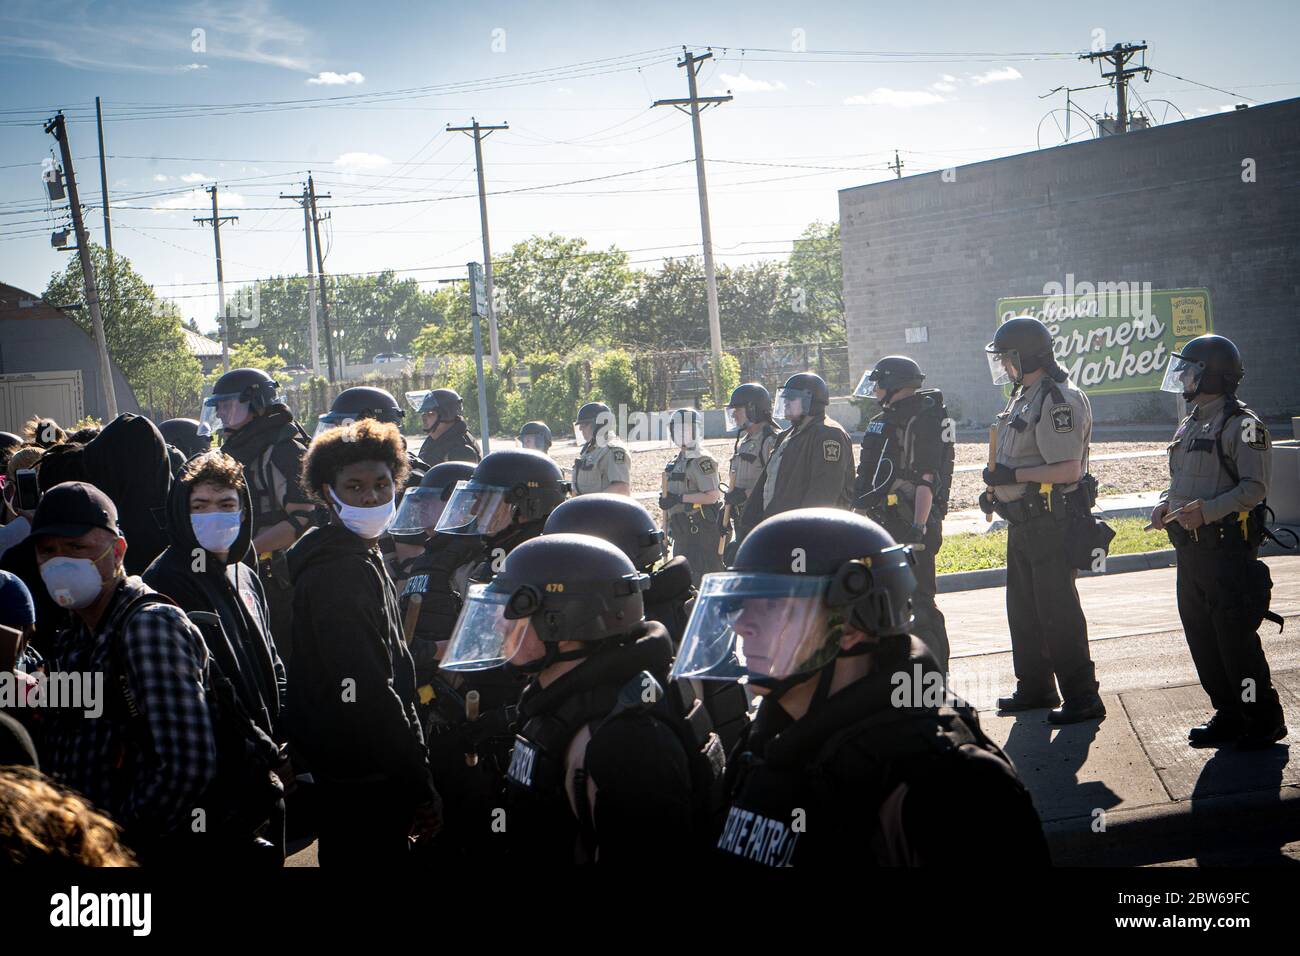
[180,172,209,183]
[308,70,364,86]
[153,188,245,212]
[845,88,947,108]
[153,174,169,182]
[931,79,957,93]
[718,72,786,93]
[334,152,390,170]
[180,63,207,71]
[971,66,1022,86]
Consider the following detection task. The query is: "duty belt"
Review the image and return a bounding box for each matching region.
[1167,511,1252,550]
[994,484,1082,526]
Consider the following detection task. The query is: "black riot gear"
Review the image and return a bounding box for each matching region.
[544,493,665,572]
[518,421,553,452]
[855,355,925,406]
[726,383,773,426]
[575,401,611,425]
[391,460,477,542]
[985,316,1056,384]
[1162,334,1244,399]
[436,449,567,540]
[419,387,465,421]
[158,418,212,459]
[318,386,405,434]
[775,372,829,421]
[208,367,279,414]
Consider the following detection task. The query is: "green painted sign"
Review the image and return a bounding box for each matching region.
[996,286,1213,395]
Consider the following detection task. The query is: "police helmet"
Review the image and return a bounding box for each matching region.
[671,509,916,688]
[854,355,925,401]
[201,367,279,433]
[418,388,464,421]
[518,421,553,452]
[1160,334,1243,399]
[985,317,1055,386]
[668,407,702,448]
[435,448,568,539]
[574,401,615,445]
[158,418,212,459]
[316,386,405,438]
[774,372,829,421]
[725,383,772,432]
[544,493,666,572]
[390,460,477,539]
[441,533,650,672]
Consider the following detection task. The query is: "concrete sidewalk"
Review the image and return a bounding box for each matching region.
[944,556,1300,865]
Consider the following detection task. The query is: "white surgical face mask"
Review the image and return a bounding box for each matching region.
[40,543,114,610]
[192,511,242,553]
[329,487,395,539]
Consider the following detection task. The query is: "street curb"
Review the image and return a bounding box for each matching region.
[937,548,1178,593]
[1044,784,1300,866]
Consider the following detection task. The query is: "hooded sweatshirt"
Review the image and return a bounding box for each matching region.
[142,467,285,740]
[82,414,173,575]
[285,522,436,805]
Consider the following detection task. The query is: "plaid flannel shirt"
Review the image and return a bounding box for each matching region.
[42,577,217,839]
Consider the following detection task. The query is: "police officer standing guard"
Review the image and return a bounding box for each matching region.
[415,388,481,466]
[1151,334,1287,749]
[753,372,855,520]
[202,368,318,663]
[659,408,724,586]
[723,383,779,555]
[853,356,954,672]
[982,317,1104,724]
[572,402,631,495]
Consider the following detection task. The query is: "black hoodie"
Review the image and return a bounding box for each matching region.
[82,414,173,575]
[142,465,285,740]
[285,522,436,805]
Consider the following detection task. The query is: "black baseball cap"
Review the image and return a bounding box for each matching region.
[29,481,121,540]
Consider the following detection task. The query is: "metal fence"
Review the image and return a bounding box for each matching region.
[633,342,850,408]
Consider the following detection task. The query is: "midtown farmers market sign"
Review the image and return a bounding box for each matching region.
[995,285,1213,396]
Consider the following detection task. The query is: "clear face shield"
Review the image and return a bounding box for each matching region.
[391,485,453,536]
[773,388,811,421]
[313,416,352,440]
[519,433,546,451]
[724,405,747,433]
[201,393,251,433]
[440,585,537,671]
[852,369,879,399]
[669,573,838,686]
[1160,353,1203,395]
[985,348,1022,387]
[670,414,700,450]
[434,479,516,537]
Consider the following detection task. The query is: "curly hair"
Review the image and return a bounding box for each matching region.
[0,766,137,867]
[302,419,409,504]
[21,417,66,449]
[181,450,246,493]
[6,446,42,485]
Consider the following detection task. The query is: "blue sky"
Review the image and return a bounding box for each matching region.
[2,0,1297,334]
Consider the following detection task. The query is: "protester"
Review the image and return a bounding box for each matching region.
[0,765,137,867]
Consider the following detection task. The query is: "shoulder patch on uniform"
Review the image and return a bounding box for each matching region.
[823,439,841,462]
[1050,404,1074,433]
[1244,419,1269,450]
[699,458,714,473]
[612,448,627,463]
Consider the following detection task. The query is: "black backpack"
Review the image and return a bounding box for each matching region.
[106,591,284,846]
[898,391,956,518]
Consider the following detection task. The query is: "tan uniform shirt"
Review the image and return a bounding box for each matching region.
[572,438,631,495]
[729,425,779,494]
[1164,395,1270,524]
[992,375,1092,503]
[664,449,720,518]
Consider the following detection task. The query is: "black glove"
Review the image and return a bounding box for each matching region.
[659,493,682,510]
[978,490,997,515]
[724,487,747,507]
[983,463,1018,486]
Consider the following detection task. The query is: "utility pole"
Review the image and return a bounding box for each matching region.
[194,185,238,371]
[281,184,325,379]
[307,175,337,381]
[653,48,732,404]
[1080,42,1150,134]
[447,119,507,370]
[44,111,117,418]
[889,150,905,179]
[95,96,117,362]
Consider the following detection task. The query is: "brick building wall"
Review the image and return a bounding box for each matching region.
[840,97,1300,425]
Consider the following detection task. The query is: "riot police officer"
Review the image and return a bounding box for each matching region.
[441,533,719,863]
[1151,334,1286,749]
[543,492,753,754]
[572,401,630,495]
[853,355,953,671]
[659,408,724,586]
[317,386,427,473]
[203,368,318,661]
[158,418,212,460]
[672,508,1049,867]
[723,383,779,555]
[982,317,1104,724]
[389,461,482,735]
[518,421,553,453]
[415,388,481,466]
[753,372,855,520]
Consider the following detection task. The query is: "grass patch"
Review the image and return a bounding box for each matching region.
[936,516,1170,575]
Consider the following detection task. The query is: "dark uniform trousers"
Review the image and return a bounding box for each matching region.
[911,519,949,672]
[1174,541,1283,727]
[1005,511,1096,700]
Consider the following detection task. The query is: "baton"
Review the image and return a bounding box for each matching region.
[465,690,480,767]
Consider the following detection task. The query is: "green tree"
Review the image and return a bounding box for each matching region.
[209,338,286,385]
[786,220,844,342]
